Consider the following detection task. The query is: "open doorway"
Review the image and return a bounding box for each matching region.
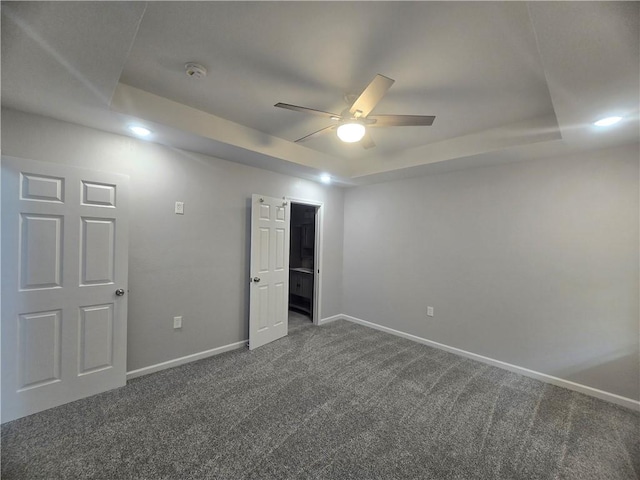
[288,202,320,327]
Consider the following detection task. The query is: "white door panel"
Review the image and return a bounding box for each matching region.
[1,157,129,422]
[249,194,290,350]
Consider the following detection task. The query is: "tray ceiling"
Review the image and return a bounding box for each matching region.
[2,2,638,185]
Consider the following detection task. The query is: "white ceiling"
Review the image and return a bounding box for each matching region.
[2,2,638,186]
[120,2,555,159]
[1,2,146,124]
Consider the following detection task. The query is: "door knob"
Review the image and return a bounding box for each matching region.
[253,277,261,283]
[115,288,125,296]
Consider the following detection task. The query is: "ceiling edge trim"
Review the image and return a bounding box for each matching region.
[110,83,352,178]
[353,114,563,178]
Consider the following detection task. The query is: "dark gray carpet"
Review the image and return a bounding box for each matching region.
[2,318,639,479]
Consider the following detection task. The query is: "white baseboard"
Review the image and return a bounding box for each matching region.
[318,314,343,325]
[126,340,247,380]
[335,314,639,411]
[126,315,639,411]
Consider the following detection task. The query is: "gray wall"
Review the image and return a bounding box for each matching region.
[343,144,639,400]
[4,107,637,401]
[1,109,344,371]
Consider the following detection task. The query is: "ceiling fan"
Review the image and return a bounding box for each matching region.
[275,74,435,149]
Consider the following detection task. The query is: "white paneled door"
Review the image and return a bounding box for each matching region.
[1,157,129,422]
[249,194,290,350]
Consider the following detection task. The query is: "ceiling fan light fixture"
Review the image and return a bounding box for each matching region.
[275,74,435,148]
[337,122,365,143]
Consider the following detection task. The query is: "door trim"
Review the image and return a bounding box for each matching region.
[287,197,323,325]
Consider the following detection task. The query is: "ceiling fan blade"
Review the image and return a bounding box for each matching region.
[368,114,436,127]
[361,131,376,149]
[275,103,340,120]
[294,125,335,143]
[349,74,395,118]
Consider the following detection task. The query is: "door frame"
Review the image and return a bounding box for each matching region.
[287,197,323,325]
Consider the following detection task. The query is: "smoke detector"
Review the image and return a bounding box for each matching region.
[185,63,207,79]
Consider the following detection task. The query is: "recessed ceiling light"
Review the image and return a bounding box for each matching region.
[337,123,365,143]
[129,125,152,137]
[320,173,331,184]
[594,116,622,127]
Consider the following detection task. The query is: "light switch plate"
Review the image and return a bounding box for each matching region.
[427,306,434,317]
[173,316,183,329]
[175,201,184,215]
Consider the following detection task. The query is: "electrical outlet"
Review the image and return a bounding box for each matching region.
[175,201,184,215]
[173,316,183,329]
[427,306,434,317]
